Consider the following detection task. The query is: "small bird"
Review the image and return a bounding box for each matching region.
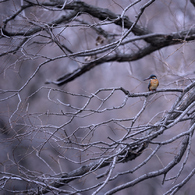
[144,74,159,91]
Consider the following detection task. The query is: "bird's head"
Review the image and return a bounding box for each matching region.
[144,74,157,81]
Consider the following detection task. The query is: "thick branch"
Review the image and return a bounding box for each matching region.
[52,28,195,86]
[49,0,152,37]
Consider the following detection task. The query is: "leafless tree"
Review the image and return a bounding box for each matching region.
[0,0,195,194]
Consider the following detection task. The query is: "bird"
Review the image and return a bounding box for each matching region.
[144,74,159,91]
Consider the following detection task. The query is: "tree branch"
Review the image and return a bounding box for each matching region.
[51,27,195,86]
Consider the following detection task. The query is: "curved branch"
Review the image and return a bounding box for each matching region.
[52,28,195,86]
[48,0,152,37]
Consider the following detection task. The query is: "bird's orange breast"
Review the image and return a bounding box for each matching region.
[149,79,159,91]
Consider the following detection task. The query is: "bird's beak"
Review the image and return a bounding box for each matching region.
[143,77,150,81]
